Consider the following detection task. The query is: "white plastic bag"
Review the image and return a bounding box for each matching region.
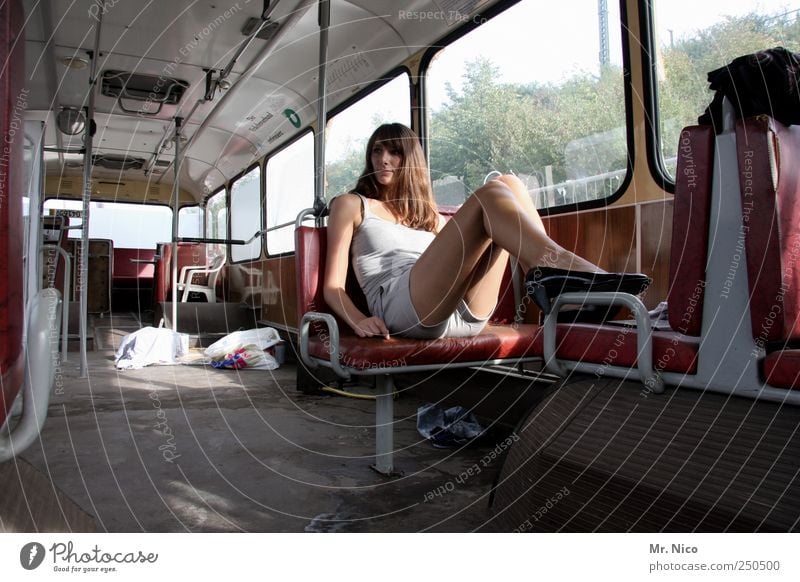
[209,343,279,370]
[204,327,281,370]
[203,327,281,359]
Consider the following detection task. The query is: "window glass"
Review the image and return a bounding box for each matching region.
[325,73,411,200]
[426,0,627,208]
[265,132,314,255]
[654,1,800,177]
[43,199,172,249]
[205,189,227,260]
[230,166,262,262]
[178,206,202,238]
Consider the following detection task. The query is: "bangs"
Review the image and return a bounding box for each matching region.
[369,123,413,154]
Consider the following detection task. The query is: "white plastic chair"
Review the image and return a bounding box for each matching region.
[176,253,226,302]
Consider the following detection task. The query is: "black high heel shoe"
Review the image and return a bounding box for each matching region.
[525,267,651,323]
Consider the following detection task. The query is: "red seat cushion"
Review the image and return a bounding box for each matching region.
[763,350,800,390]
[531,323,700,375]
[307,323,541,370]
[307,321,699,376]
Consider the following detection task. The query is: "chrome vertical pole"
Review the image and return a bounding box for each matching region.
[79,12,103,377]
[171,118,183,333]
[313,0,330,216]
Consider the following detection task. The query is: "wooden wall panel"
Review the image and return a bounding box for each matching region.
[261,256,298,330]
[226,256,298,331]
[543,206,637,274]
[542,200,672,311]
[639,199,673,309]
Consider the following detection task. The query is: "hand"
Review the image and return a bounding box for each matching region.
[354,316,390,339]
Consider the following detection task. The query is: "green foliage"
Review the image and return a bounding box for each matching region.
[429,57,628,194]
[659,11,800,172]
[326,147,363,201]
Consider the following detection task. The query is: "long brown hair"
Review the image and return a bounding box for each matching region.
[352,123,439,233]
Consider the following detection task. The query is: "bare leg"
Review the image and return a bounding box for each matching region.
[410,175,601,326]
[459,175,543,318]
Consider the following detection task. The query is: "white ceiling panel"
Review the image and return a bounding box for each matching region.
[22,0,505,197]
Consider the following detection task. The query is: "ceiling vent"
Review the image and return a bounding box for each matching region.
[241,17,280,41]
[92,154,145,171]
[101,70,189,114]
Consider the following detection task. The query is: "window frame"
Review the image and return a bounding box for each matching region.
[639,0,675,194]
[418,0,635,216]
[228,162,264,264]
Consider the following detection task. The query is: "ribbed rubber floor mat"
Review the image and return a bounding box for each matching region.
[486,376,800,532]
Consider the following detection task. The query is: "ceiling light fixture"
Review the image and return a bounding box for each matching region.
[59,56,89,70]
[56,107,86,135]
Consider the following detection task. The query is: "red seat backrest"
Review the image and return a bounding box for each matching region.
[737,116,800,345]
[667,125,715,336]
[295,225,368,332]
[112,248,156,281]
[0,0,25,430]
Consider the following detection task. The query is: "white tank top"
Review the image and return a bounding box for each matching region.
[349,194,435,315]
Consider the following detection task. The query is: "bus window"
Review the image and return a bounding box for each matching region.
[653,0,800,179]
[325,73,411,200]
[265,132,314,255]
[230,166,262,263]
[205,188,227,249]
[178,206,202,238]
[425,0,627,208]
[205,189,227,260]
[43,199,172,249]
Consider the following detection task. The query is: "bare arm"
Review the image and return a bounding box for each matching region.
[323,194,390,339]
[436,212,447,233]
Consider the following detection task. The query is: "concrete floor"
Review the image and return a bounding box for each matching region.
[12,338,529,532]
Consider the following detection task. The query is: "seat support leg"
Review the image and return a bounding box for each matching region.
[372,374,396,475]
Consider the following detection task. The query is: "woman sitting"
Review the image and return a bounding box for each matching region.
[324,123,628,340]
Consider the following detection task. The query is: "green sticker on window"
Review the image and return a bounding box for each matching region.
[283,108,301,128]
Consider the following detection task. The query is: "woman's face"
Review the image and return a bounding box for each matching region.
[370,141,402,186]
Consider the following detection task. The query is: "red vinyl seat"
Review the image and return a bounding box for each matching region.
[112,248,155,289]
[296,223,539,369]
[736,116,800,389]
[530,324,700,375]
[536,125,714,381]
[763,350,800,390]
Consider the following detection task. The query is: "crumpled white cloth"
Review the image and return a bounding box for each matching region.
[115,327,188,370]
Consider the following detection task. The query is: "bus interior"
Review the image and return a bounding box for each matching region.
[1,0,800,532]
